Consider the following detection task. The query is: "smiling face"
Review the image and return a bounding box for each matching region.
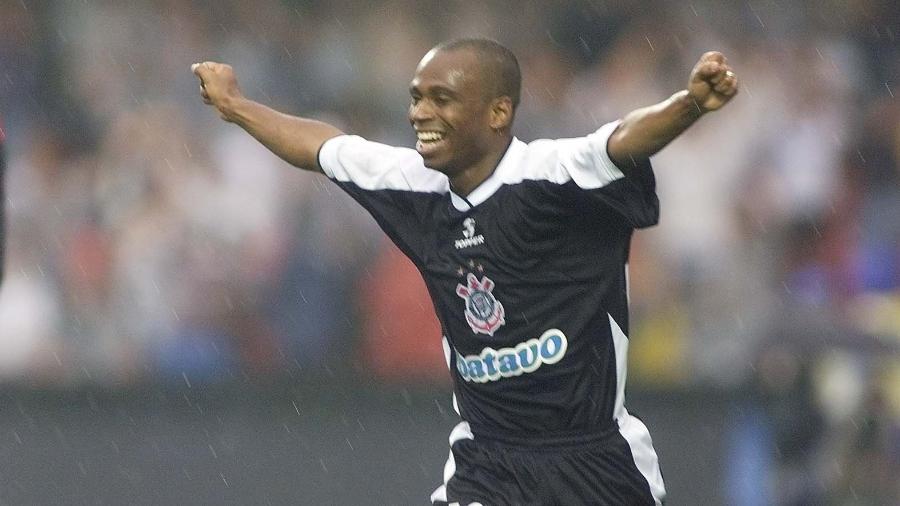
[408,48,508,177]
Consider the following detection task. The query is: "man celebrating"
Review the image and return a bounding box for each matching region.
[193,39,737,505]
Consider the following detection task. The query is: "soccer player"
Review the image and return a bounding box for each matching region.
[192,39,737,505]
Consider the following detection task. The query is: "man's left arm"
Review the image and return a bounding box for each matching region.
[606,51,738,167]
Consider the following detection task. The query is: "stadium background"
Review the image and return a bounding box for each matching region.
[1,0,899,504]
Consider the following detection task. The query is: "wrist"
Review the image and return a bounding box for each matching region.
[219,95,249,124]
[672,90,705,120]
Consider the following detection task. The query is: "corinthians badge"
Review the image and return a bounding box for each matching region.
[456,274,506,336]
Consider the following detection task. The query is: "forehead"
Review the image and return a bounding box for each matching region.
[410,48,484,92]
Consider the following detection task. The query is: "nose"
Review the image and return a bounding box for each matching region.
[409,99,433,125]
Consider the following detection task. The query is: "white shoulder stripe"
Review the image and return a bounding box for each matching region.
[321,123,627,211]
[319,135,450,193]
[502,120,626,189]
[454,121,628,210]
[548,120,626,189]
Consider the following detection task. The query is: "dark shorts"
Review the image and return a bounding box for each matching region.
[431,418,665,506]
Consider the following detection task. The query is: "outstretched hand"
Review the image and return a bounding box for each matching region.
[191,61,243,122]
[688,51,738,113]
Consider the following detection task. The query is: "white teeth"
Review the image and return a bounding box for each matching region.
[416,131,444,142]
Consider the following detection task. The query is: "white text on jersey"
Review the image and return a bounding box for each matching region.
[455,217,485,249]
[454,329,568,383]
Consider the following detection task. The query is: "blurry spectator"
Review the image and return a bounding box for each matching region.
[358,242,446,384]
[726,343,827,506]
[825,377,900,505]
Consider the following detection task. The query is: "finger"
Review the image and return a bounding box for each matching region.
[714,75,735,93]
[192,63,205,90]
[191,61,217,81]
[709,65,734,85]
[720,77,739,97]
[696,61,724,81]
[700,51,726,65]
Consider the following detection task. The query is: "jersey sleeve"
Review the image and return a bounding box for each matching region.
[552,121,659,229]
[317,135,447,263]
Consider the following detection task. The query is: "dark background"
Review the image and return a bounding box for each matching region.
[0,384,729,505]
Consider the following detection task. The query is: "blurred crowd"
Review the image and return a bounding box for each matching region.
[0,0,899,503]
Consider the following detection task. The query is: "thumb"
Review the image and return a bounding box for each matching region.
[191,62,204,88]
[191,61,215,83]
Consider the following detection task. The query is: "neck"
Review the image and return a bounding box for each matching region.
[449,135,513,197]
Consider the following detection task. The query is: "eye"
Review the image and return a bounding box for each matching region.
[434,95,451,105]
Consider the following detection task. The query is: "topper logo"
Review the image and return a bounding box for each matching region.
[455,218,484,249]
[463,217,475,238]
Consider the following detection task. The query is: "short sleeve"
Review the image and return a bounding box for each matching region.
[552,121,659,229]
[553,121,628,190]
[318,135,447,193]
[316,135,449,264]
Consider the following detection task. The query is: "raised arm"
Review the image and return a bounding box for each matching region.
[606,51,738,167]
[191,61,342,172]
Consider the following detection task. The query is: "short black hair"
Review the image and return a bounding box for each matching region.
[434,38,522,109]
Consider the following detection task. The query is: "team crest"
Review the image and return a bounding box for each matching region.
[456,274,506,336]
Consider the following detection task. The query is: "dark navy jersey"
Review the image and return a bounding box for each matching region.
[319,121,666,503]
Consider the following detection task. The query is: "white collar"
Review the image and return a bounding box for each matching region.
[449,137,526,212]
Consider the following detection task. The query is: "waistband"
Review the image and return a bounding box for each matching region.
[467,422,619,451]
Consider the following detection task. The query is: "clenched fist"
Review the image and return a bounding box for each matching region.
[191,61,243,122]
[688,51,738,113]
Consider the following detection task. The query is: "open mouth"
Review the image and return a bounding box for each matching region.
[415,130,447,156]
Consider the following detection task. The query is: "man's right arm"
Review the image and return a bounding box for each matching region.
[606,51,737,167]
[191,61,342,172]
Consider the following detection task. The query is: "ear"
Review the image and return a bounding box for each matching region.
[489,96,514,131]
